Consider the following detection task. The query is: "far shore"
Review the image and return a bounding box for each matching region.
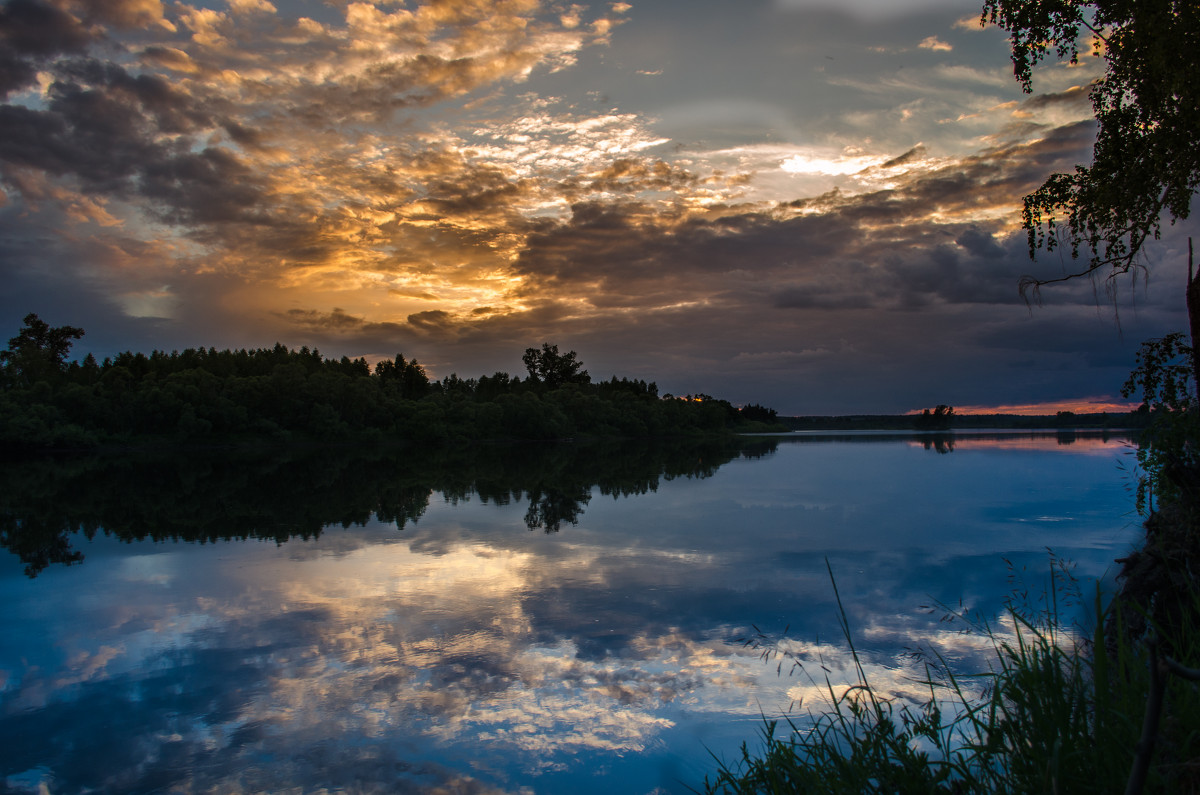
[777,412,1145,432]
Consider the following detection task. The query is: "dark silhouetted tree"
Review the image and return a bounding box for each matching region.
[1,313,85,387]
[374,353,430,399]
[983,1,1200,385]
[522,343,590,389]
[739,403,778,424]
[914,404,955,430]
[1122,332,1193,413]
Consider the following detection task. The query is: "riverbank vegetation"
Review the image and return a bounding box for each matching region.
[707,340,1200,793]
[706,556,1200,794]
[0,315,786,451]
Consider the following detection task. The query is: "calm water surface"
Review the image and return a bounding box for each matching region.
[0,433,1142,793]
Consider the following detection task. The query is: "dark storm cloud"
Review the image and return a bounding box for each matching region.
[956,225,1006,259]
[0,0,622,247]
[40,75,167,185]
[513,202,864,311]
[772,283,874,310]
[970,310,1141,360]
[138,43,195,72]
[881,144,928,169]
[0,48,38,97]
[996,118,1099,178]
[0,0,91,54]
[512,127,1100,319]
[0,56,235,209]
[281,307,409,339]
[0,0,92,95]
[419,163,531,218]
[141,147,268,224]
[407,309,456,332]
[1019,83,1093,112]
[55,56,210,133]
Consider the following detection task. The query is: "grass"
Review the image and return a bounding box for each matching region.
[703,558,1200,794]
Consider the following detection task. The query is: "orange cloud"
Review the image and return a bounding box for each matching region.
[954,399,1139,415]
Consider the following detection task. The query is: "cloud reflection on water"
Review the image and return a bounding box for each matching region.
[0,434,1140,793]
[5,532,769,792]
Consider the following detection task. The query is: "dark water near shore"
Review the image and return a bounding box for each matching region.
[0,432,1142,793]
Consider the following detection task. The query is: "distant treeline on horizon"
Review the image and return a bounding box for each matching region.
[0,314,786,451]
[780,410,1149,432]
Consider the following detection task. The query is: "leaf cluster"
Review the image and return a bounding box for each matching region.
[1119,333,1200,513]
[1121,333,1193,412]
[983,0,1200,288]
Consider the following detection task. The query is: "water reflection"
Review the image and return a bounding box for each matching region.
[0,437,770,576]
[0,433,1141,793]
[787,427,1131,451]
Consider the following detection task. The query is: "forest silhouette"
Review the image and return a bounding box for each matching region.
[0,315,785,450]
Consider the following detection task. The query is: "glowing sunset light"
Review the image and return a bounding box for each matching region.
[780,154,887,176]
[952,400,1142,416]
[1,0,1191,414]
[907,435,1131,453]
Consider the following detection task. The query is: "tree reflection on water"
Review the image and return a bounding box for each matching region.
[0,431,1138,794]
[0,437,777,575]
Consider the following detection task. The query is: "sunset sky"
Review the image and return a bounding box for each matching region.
[1,0,1194,414]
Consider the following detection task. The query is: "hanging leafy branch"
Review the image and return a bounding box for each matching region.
[982,1,1200,296]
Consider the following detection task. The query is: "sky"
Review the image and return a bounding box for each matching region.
[1,0,1195,414]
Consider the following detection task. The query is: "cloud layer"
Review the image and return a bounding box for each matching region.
[1,0,1189,412]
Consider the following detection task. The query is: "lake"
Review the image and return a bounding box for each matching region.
[0,431,1143,794]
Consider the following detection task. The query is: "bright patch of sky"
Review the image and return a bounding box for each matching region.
[0,0,1187,414]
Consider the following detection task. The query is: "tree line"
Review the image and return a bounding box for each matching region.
[0,315,784,450]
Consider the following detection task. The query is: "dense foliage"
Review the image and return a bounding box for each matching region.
[982,0,1199,286]
[1119,332,1200,512]
[913,404,956,430]
[0,314,781,449]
